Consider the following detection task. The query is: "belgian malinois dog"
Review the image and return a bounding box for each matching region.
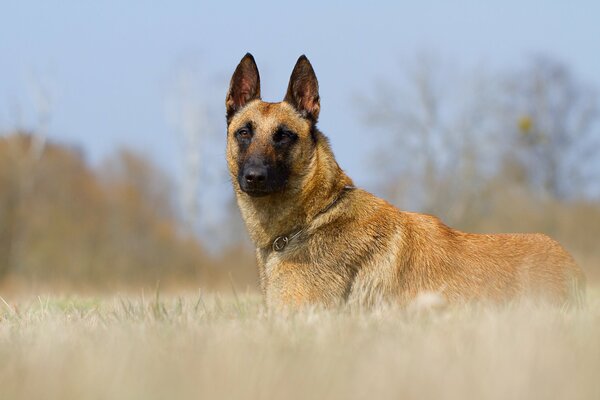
[225,53,585,310]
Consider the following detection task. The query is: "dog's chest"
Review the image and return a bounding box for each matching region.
[262,253,348,309]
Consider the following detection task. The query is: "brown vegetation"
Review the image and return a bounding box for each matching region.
[0,132,256,292]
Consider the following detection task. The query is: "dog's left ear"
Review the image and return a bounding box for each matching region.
[284,55,320,122]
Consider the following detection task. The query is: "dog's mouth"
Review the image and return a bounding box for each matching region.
[238,179,284,197]
[240,187,274,197]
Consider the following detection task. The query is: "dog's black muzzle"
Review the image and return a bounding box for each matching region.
[238,157,287,197]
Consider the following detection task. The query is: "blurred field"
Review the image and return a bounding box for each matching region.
[1,289,599,400]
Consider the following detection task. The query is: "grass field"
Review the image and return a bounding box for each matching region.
[1,288,599,400]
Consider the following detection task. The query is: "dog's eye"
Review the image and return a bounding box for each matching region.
[273,129,297,145]
[236,128,252,141]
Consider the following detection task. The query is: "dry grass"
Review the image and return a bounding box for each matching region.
[1,289,599,400]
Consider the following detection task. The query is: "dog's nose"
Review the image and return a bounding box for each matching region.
[244,166,266,184]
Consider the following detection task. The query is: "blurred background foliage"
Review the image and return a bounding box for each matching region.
[1,52,599,293]
[0,133,255,292]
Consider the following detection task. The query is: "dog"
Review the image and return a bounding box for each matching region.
[225,53,586,310]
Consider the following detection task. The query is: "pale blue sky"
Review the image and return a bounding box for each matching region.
[1,1,599,189]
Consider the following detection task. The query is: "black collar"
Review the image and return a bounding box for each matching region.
[271,185,355,252]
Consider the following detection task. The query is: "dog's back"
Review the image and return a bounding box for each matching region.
[383,207,584,306]
[272,188,585,309]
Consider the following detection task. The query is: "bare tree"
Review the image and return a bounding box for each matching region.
[359,54,499,225]
[166,67,210,234]
[498,55,599,200]
[360,52,600,235]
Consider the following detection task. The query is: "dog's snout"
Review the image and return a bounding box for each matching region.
[244,166,267,183]
[238,159,273,196]
[237,155,288,197]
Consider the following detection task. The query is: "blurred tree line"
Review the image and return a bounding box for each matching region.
[361,54,600,279]
[1,53,599,291]
[0,133,255,291]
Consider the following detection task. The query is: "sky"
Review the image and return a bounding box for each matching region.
[1,1,600,195]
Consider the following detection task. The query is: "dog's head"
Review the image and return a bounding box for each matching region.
[225,53,320,197]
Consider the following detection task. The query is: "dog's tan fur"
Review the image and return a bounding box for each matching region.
[226,54,586,310]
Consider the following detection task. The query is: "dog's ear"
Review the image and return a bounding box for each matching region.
[284,55,320,122]
[226,53,261,121]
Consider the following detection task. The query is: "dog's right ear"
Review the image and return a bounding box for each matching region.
[226,53,261,122]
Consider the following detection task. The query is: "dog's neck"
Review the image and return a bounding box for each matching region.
[235,138,352,249]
